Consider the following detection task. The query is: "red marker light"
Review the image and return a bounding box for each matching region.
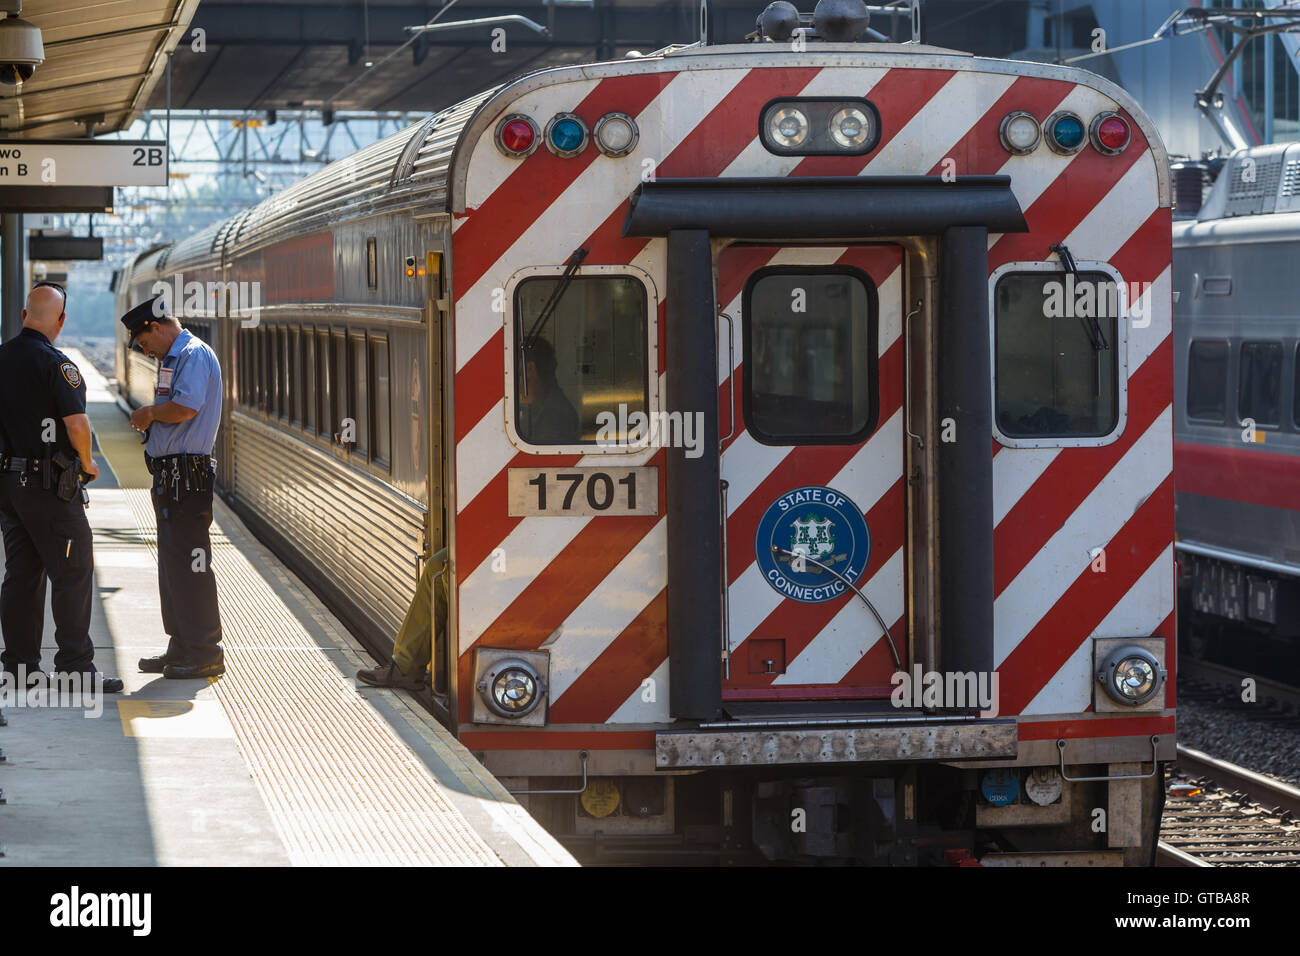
[1090,112,1131,155]
[495,114,540,158]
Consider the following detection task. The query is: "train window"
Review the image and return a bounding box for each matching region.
[305,329,317,433]
[742,268,878,444]
[370,336,391,468]
[1186,340,1229,423]
[366,237,378,291]
[331,330,347,440]
[512,274,649,445]
[258,327,269,412]
[279,327,290,421]
[994,270,1120,441]
[290,327,302,426]
[317,330,331,438]
[350,333,369,457]
[1238,341,1283,428]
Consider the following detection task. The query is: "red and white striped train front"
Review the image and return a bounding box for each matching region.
[444,46,1174,864]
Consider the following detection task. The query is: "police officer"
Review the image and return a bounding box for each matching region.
[0,283,123,693]
[121,296,225,680]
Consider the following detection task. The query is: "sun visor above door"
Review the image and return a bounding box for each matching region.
[622,176,1029,239]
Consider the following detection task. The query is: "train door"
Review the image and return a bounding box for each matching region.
[718,244,906,703]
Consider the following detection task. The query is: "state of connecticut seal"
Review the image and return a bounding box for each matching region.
[754,485,871,604]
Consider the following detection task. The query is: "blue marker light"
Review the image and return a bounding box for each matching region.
[549,117,586,155]
[1050,115,1085,151]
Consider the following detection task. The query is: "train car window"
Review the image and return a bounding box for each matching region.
[258,327,269,412]
[290,327,302,426]
[237,330,247,407]
[1295,345,1300,428]
[279,326,290,421]
[370,336,391,469]
[1238,341,1283,427]
[317,330,331,438]
[512,275,648,445]
[1187,340,1229,423]
[366,237,378,291]
[331,330,347,441]
[305,329,317,433]
[742,267,878,445]
[350,333,369,458]
[994,271,1119,439]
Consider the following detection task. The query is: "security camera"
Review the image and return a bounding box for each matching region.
[0,2,44,86]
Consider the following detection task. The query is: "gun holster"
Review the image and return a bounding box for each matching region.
[51,452,82,503]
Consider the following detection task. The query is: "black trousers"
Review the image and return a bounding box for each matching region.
[0,472,95,673]
[152,473,223,665]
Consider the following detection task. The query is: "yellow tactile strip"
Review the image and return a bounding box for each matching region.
[121,490,503,866]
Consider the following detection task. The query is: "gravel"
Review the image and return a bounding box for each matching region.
[1176,687,1300,788]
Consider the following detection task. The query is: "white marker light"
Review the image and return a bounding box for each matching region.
[999,111,1041,155]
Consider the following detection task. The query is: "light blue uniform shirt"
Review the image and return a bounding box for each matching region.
[146,329,223,458]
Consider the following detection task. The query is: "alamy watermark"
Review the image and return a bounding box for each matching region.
[0,668,105,718]
[150,273,262,328]
[890,665,1000,718]
[594,403,705,459]
[1041,273,1153,328]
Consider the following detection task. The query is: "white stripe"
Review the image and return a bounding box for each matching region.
[774,548,905,685]
[727,562,785,652]
[859,71,1017,176]
[994,406,1172,667]
[1062,157,1158,262]
[548,520,666,701]
[607,659,670,723]
[1021,544,1174,715]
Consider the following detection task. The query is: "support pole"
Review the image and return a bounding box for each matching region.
[1,213,23,342]
[937,225,994,676]
[665,228,722,720]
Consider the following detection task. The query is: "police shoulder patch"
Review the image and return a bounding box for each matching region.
[60,362,82,388]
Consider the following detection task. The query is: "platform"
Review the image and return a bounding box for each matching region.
[0,353,575,867]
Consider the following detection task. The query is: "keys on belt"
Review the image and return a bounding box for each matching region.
[147,453,213,500]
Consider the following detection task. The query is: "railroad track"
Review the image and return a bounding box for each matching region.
[1178,657,1300,714]
[1158,746,1300,867]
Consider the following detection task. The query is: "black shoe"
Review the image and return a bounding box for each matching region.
[356,660,424,691]
[163,659,225,680]
[48,669,124,694]
[138,655,177,674]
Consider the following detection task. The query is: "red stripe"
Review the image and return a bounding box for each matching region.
[993,338,1172,596]
[453,72,672,294]
[1017,714,1174,741]
[838,617,906,685]
[790,68,957,177]
[549,591,668,724]
[996,476,1174,715]
[455,328,505,444]
[1175,441,1300,513]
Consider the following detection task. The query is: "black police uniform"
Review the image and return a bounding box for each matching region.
[0,329,95,678]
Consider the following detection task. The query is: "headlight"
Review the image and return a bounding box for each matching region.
[1097,646,1164,706]
[829,107,871,149]
[478,658,546,718]
[768,106,810,148]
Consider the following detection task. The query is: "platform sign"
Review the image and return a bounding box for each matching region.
[0,140,168,187]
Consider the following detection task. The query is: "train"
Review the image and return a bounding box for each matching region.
[113,2,1176,865]
[1172,144,1300,677]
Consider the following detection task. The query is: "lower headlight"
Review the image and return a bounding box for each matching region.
[768,106,809,148]
[1097,646,1164,706]
[478,658,546,718]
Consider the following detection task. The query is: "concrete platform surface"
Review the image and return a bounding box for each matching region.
[0,356,575,867]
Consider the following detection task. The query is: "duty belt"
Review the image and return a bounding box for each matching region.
[146,452,213,501]
[0,456,44,474]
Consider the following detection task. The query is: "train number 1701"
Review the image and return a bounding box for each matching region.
[508,467,659,517]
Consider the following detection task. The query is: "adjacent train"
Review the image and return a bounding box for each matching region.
[1172,144,1300,674]
[114,8,1176,864]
